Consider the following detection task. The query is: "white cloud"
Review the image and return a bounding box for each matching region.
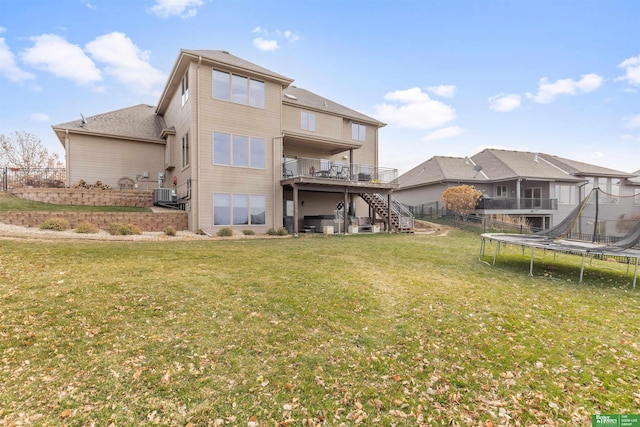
[488,93,521,112]
[625,114,640,129]
[526,73,603,103]
[284,31,300,42]
[30,113,50,121]
[85,32,165,93]
[253,38,279,52]
[427,85,456,98]
[21,34,101,85]
[150,0,203,18]
[618,54,640,87]
[621,134,639,141]
[422,126,463,141]
[251,27,299,51]
[373,87,456,130]
[0,34,36,83]
[82,0,97,9]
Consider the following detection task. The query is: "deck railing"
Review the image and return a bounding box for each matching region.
[282,157,398,184]
[476,197,558,211]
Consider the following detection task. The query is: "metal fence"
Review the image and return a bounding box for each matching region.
[1,167,66,191]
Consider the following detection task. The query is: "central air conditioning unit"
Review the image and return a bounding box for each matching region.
[153,188,177,205]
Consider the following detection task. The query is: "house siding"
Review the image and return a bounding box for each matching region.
[67,134,164,189]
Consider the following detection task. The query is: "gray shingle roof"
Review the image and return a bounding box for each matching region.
[398,156,489,188]
[538,153,635,177]
[398,148,631,189]
[182,49,293,84]
[52,104,166,142]
[283,86,385,127]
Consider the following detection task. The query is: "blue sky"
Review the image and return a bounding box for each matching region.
[1,0,639,174]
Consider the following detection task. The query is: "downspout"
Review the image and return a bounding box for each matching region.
[196,56,202,232]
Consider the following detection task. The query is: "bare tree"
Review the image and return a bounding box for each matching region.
[0,131,62,171]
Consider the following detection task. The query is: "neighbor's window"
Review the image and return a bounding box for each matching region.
[635,189,640,206]
[181,132,189,168]
[213,132,265,168]
[213,193,266,226]
[181,70,189,106]
[555,184,576,204]
[213,69,264,108]
[496,185,508,197]
[352,123,366,141]
[301,111,316,131]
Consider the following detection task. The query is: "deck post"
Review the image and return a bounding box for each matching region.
[293,184,299,236]
[387,192,392,233]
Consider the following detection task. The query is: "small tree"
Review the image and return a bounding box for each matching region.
[441,185,482,219]
[0,131,62,171]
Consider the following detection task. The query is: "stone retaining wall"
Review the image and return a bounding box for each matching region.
[12,188,153,207]
[0,211,188,232]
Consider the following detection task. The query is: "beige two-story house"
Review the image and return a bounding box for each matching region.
[52,49,411,235]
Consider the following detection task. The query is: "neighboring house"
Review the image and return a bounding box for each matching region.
[52,49,410,235]
[395,148,638,229]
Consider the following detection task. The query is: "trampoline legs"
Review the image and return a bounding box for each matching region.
[529,247,534,277]
[633,257,638,290]
[579,253,586,283]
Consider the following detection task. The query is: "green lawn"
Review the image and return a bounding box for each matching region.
[0,192,150,212]
[1,232,638,425]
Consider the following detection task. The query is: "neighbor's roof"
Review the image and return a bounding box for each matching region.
[471,149,585,182]
[398,156,489,188]
[52,104,166,144]
[537,153,636,178]
[283,86,386,127]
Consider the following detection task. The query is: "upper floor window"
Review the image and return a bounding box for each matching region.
[352,123,366,141]
[181,70,189,106]
[301,111,316,131]
[635,189,640,207]
[496,185,508,197]
[212,69,264,108]
[213,131,265,168]
[555,184,576,204]
[181,132,189,168]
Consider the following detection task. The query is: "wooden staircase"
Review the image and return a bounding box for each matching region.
[360,193,414,233]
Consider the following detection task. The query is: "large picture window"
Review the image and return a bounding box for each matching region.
[212,69,264,108]
[213,132,265,168]
[213,193,266,225]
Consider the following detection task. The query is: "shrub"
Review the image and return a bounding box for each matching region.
[74,222,99,234]
[106,222,121,235]
[242,229,255,235]
[106,222,141,235]
[266,227,288,236]
[217,227,233,237]
[40,218,69,231]
[163,226,177,236]
[117,224,141,235]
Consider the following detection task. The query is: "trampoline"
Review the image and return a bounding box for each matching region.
[479,189,640,289]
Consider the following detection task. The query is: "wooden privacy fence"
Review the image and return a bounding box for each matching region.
[1,167,66,191]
